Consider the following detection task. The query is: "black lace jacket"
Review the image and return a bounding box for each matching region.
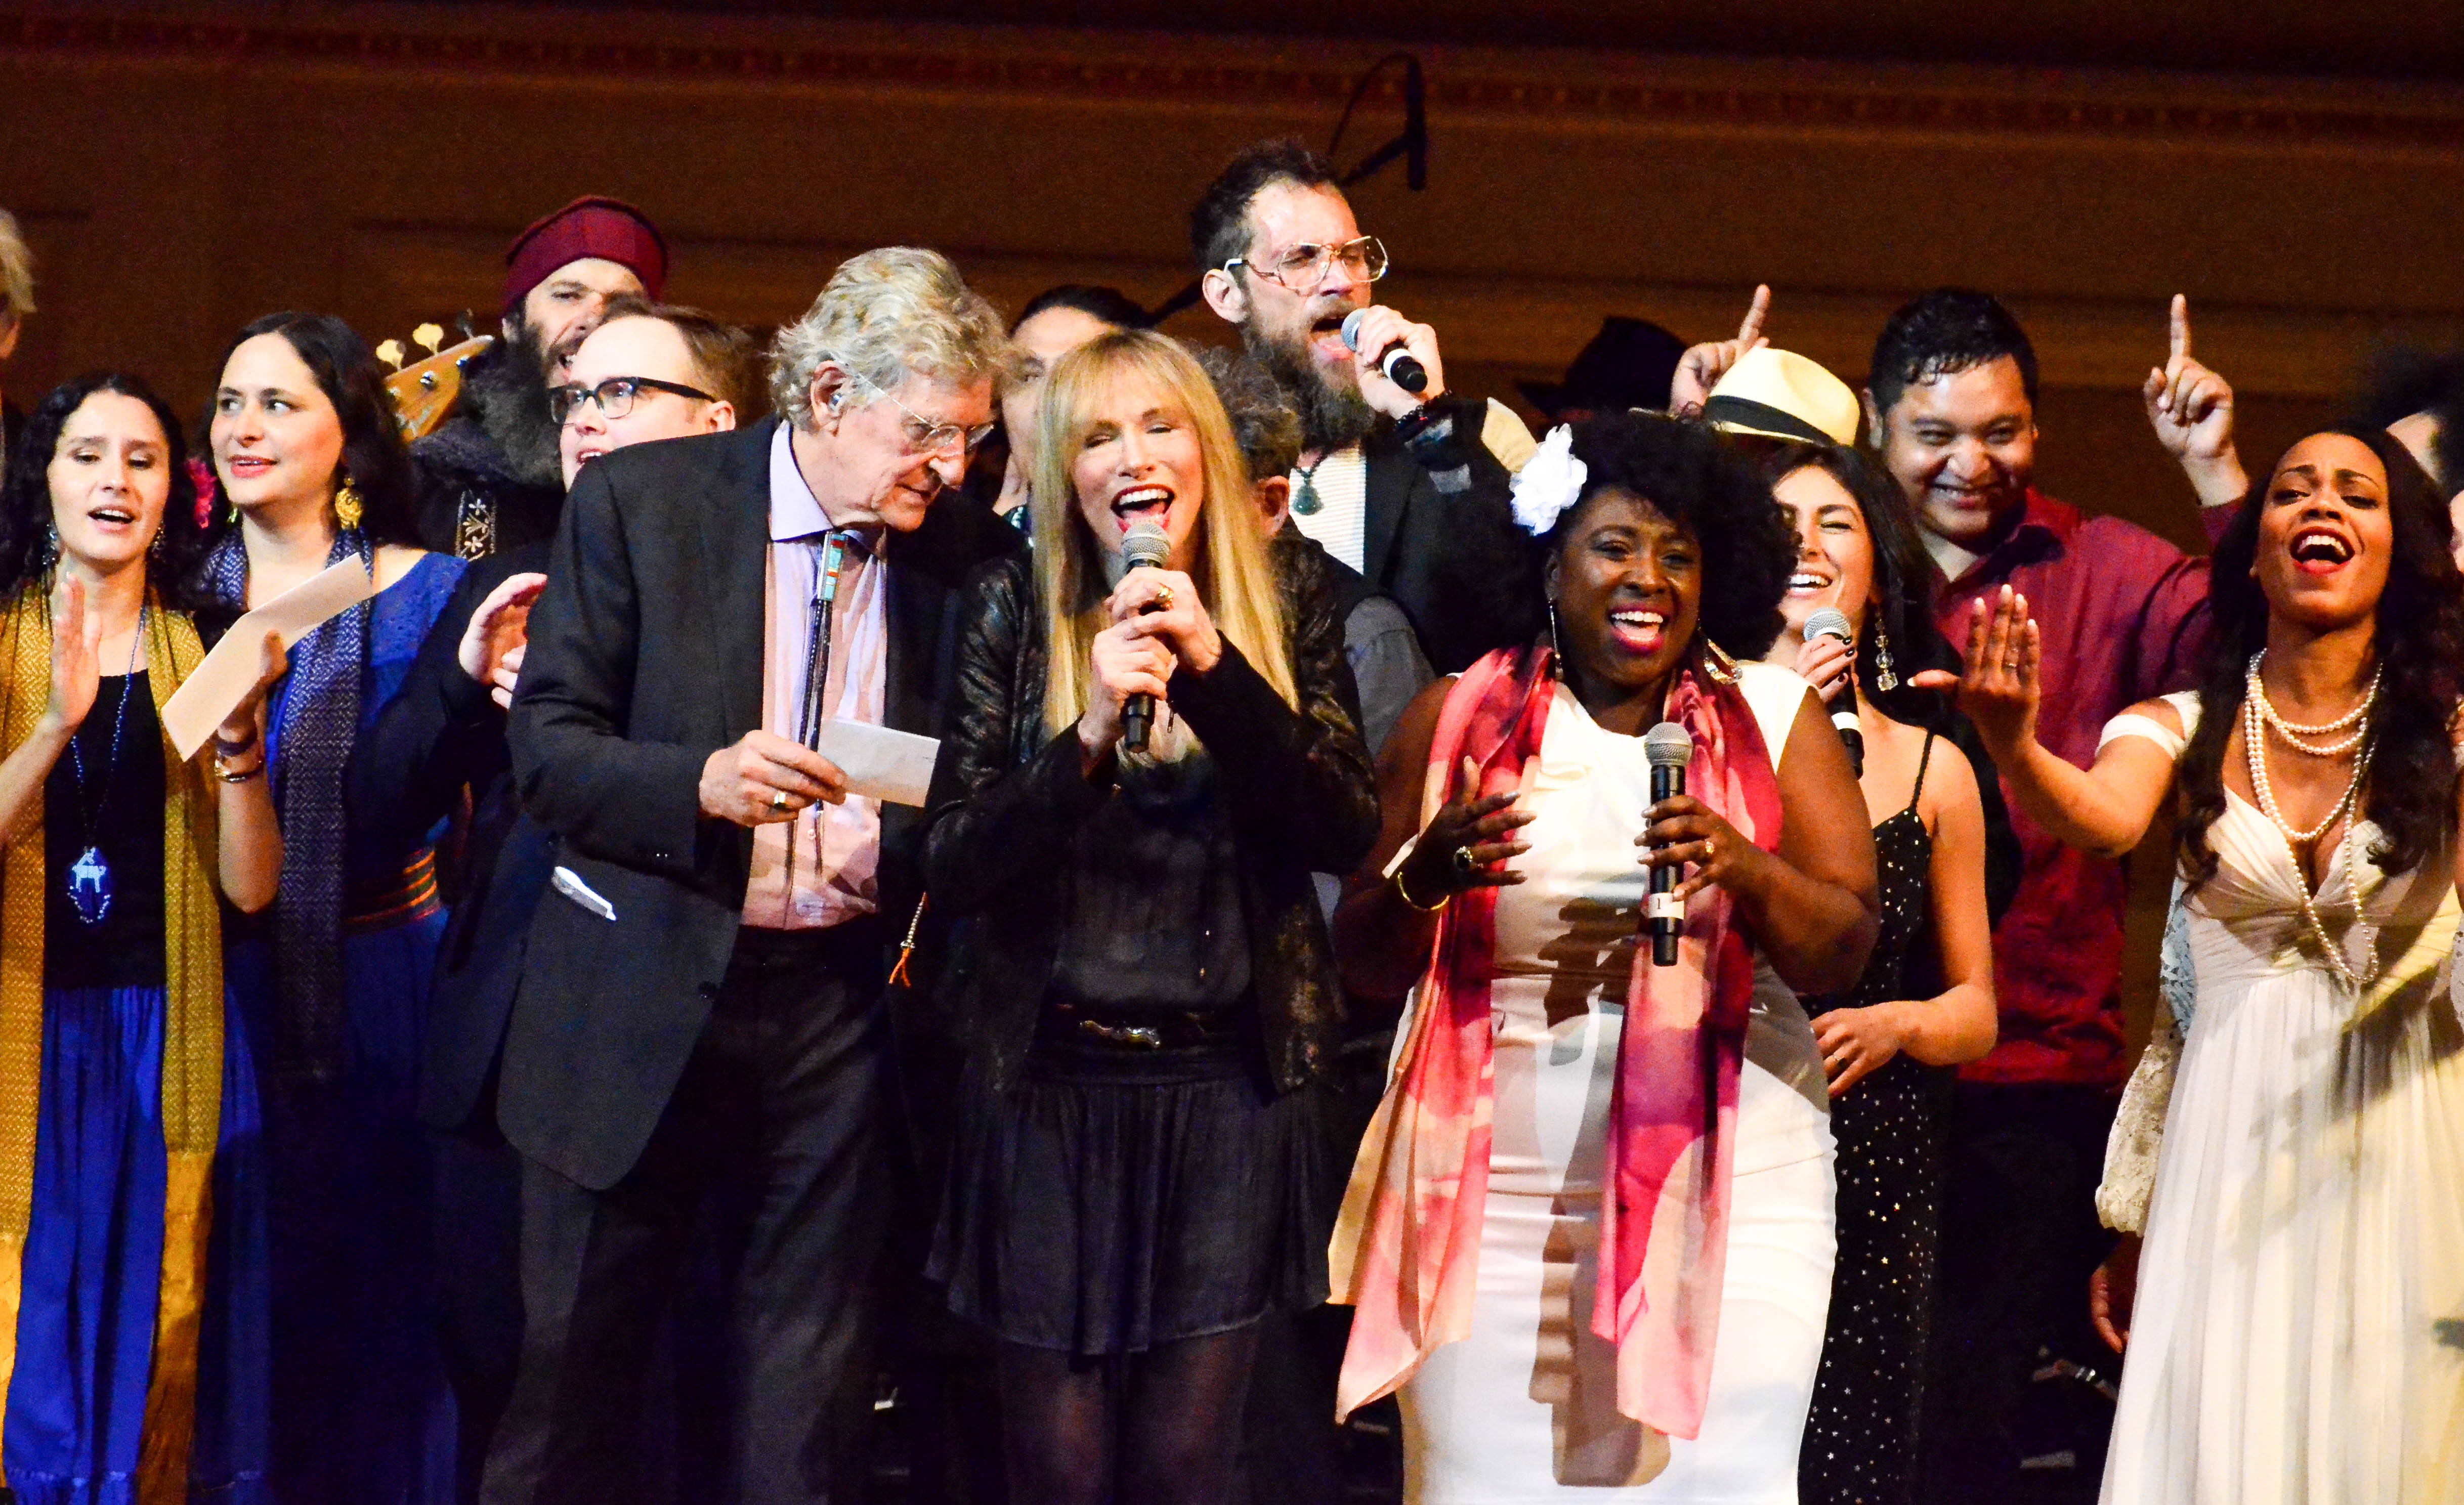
[922,547,1379,1094]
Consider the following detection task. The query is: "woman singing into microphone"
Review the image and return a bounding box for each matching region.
[1330,412,1878,1502]
[922,329,1377,1505]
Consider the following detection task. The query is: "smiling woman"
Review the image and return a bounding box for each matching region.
[0,371,285,1504]
[1934,427,2464,1502]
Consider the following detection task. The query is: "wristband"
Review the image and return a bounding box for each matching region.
[1393,866,1449,913]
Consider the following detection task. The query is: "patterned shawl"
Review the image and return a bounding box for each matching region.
[203,530,370,1094]
[0,583,222,1502]
[1330,642,1783,1440]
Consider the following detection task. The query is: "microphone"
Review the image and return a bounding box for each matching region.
[1340,308,1430,395]
[1643,721,1692,967]
[1120,519,1172,754]
[1804,606,1864,779]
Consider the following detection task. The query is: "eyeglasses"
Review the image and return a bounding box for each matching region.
[1222,235,1389,293]
[550,375,717,424]
[849,369,997,459]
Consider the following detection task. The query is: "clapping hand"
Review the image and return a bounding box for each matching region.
[456,572,548,711]
[1395,756,1533,905]
[1910,584,2040,758]
[1669,285,1771,415]
[40,575,102,737]
[2143,295,2248,506]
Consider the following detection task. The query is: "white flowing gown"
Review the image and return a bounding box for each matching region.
[1401,664,1837,1504]
[2099,694,2464,1504]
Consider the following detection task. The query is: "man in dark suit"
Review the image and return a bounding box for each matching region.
[349,300,761,1504]
[1193,139,1538,674]
[486,247,1014,1505]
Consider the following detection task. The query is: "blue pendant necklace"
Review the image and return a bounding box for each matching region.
[64,605,145,926]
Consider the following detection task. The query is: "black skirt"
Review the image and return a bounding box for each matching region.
[928,1034,1337,1356]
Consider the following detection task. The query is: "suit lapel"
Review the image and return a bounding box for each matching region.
[1361,434,1416,588]
[697,417,778,742]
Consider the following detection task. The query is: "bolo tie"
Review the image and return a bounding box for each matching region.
[781,530,854,904]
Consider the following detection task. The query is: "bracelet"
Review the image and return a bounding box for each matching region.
[212,727,261,757]
[1392,865,1449,913]
[214,752,265,783]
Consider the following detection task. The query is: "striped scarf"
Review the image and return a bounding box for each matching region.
[1330,643,1783,1441]
[0,583,222,1502]
[202,530,371,1094]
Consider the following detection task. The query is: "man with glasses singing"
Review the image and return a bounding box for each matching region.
[482,248,1018,1503]
[1194,139,1537,673]
[350,294,764,1501]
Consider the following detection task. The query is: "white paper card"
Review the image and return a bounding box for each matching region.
[812,718,939,807]
[161,559,376,758]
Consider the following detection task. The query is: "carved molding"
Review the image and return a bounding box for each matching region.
[7,2,2463,155]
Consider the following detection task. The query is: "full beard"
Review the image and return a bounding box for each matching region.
[1245,323,1378,455]
[464,312,566,490]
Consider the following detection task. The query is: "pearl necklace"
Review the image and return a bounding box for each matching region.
[2246,650,2380,757]
[2241,689,2380,993]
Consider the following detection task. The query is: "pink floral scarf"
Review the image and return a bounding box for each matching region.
[1329,642,1782,1440]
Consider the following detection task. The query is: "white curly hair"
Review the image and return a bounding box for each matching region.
[766,246,1006,427]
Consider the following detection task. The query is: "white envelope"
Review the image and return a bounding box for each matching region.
[161,559,377,758]
[811,718,939,807]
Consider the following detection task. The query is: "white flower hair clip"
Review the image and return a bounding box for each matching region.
[1510,424,1587,536]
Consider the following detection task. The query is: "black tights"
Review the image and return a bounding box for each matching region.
[997,1326,1261,1505]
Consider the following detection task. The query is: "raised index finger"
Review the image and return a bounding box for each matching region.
[1737,284,1772,346]
[2169,293,2191,364]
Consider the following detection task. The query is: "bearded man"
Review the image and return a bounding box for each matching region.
[412,196,669,558]
[1194,140,1535,674]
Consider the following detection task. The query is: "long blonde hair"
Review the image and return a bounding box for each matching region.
[1033,330,1295,735]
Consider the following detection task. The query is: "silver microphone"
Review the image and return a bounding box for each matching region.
[1339,308,1430,395]
[1803,607,1864,778]
[1120,520,1172,754]
[1643,722,1693,966]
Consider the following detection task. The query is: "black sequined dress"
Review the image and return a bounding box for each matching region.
[1798,732,1952,1505]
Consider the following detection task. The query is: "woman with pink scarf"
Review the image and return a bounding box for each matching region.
[1329,411,1879,1501]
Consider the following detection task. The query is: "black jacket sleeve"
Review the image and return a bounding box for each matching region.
[505,463,711,880]
[347,546,545,861]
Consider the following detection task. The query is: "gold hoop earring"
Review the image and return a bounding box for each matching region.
[333,474,365,533]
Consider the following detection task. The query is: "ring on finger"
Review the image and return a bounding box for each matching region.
[1452,845,1479,876]
[771,791,790,812]
[1153,584,1174,611]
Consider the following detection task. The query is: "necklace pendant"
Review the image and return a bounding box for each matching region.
[66,846,113,925]
[1293,474,1323,517]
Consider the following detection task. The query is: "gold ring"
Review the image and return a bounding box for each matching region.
[772,792,790,811]
[1154,585,1174,610]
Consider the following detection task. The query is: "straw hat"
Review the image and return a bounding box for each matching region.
[1701,346,1859,446]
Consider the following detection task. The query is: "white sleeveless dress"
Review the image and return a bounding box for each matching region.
[1401,663,1837,1503]
[2098,692,2464,1504]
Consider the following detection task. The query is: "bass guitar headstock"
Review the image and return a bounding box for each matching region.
[378,320,495,443]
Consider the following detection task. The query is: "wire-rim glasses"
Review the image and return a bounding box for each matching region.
[1222,235,1389,293]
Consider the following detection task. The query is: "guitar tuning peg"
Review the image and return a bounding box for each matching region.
[375,339,405,370]
[455,313,478,343]
[413,323,444,356]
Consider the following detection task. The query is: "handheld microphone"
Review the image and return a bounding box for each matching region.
[1642,722,1693,967]
[1339,308,1430,395]
[1120,519,1172,754]
[1804,607,1864,779]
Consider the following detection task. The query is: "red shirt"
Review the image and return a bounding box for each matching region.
[1933,491,2210,1088]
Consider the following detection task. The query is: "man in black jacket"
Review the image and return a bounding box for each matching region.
[487,247,1013,1505]
[1194,140,1538,674]
[411,196,670,559]
[350,298,760,1504]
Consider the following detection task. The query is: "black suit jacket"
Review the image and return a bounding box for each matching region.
[502,416,1017,1191]
[1357,395,1543,675]
[346,541,555,1134]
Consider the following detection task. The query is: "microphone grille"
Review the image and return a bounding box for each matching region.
[1643,721,1693,769]
[1339,307,1368,352]
[1804,607,1854,644]
[1122,519,1171,571]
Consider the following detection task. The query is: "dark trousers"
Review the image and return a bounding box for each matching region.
[482,923,892,1505]
[1920,1081,2119,1500]
[433,1116,527,1505]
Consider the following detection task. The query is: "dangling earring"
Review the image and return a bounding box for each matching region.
[333,472,365,533]
[1546,595,1565,677]
[38,520,59,572]
[1873,620,1899,693]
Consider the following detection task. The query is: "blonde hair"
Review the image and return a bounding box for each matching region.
[1033,330,1296,735]
[0,210,32,322]
[766,246,1005,427]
